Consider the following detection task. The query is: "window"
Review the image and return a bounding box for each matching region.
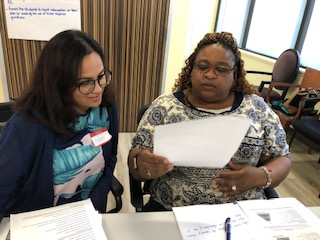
[246,0,305,57]
[299,0,320,69]
[215,0,249,45]
[215,0,318,69]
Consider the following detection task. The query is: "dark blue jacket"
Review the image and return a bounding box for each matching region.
[0,104,118,222]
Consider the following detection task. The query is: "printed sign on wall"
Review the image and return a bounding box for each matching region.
[4,0,81,41]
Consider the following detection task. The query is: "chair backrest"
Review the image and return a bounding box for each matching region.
[272,49,300,90]
[300,68,320,89]
[130,103,152,212]
[137,104,151,124]
[0,102,14,132]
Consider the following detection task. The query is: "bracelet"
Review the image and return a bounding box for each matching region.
[133,149,144,170]
[259,166,272,189]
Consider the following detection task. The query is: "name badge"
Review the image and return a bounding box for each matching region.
[90,127,112,147]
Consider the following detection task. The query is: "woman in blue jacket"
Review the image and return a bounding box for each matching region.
[0,30,119,221]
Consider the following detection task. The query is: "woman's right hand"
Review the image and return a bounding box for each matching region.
[128,148,174,181]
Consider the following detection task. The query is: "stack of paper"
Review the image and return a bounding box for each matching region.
[173,198,320,240]
[237,197,320,240]
[10,199,107,240]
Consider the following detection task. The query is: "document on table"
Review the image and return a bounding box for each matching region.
[0,217,10,240]
[154,116,251,168]
[172,203,255,240]
[10,199,107,240]
[237,197,320,240]
[172,198,320,240]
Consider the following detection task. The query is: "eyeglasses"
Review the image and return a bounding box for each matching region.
[193,62,236,76]
[76,68,112,95]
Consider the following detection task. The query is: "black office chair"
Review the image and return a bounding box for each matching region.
[108,176,124,213]
[129,103,278,212]
[0,101,124,213]
[247,49,300,103]
[288,97,320,164]
[0,101,14,132]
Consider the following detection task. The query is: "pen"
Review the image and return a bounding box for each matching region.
[225,217,231,240]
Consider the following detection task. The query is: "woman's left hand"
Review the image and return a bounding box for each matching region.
[211,162,264,197]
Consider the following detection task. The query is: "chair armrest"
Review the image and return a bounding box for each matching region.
[111,176,124,196]
[107,176,124,213]
[258,80,272,92]
[264,187,279,199]
[129,172,144,211]
[294,96,320,120]
[129,171,152,212]
[246,70,272,76]
[265,82,301,104]
[246,71,272,92]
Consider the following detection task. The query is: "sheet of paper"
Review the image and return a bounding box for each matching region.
[10,199,107,240]
[154,116,251,168]
[4,0,81,41]
[0,217,10,239]
[237,197,320,240]
[172,204,255,240]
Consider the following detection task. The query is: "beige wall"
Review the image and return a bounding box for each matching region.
[162,0,218,94]
[0,34,8,102]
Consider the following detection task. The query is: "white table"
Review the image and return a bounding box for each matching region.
[1,207,320,240]
[103,212,182,240]
[0,212,181,240]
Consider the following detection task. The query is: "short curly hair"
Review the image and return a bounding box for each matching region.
[172,32,258,95]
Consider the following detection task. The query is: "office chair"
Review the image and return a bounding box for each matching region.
[108,176,124,213]
[0,102,14,132]
[129,103,278,212]
[265,68,320,131]
[0,101,124,213]
[247,49,300,103]
[288,97,320,164]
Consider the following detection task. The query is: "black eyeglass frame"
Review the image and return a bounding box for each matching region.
[193,62,236,76]
[76,68,112,95]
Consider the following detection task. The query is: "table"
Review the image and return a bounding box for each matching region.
[1,207,320,240]
[103,212,182,240]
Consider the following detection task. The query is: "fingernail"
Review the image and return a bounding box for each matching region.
[211,182,219,189]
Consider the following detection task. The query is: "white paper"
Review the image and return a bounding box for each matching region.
[173,204,254,240]
[172,198,320,240]
[4,0,81,41]
[154,116,251,168]
[0,217,10,240]
[237,198,320,240]
[10,199,107,240]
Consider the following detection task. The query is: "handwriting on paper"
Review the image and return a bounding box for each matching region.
[7,5,79,21]
[4,0,81,40]
[185,214,249,239]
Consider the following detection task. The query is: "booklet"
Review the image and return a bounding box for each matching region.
[172,197,320,240]
[10,199,107,240]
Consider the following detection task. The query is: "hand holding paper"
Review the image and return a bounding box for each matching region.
[154,116,251,168]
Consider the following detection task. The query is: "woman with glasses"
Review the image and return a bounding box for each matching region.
[0,30,118,220]
[128,32,291,211]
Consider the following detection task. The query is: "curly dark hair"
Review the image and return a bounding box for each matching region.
[14,30,116,137]
[172,32,259,95]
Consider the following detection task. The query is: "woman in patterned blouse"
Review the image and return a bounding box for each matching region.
[128,32,291,211]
